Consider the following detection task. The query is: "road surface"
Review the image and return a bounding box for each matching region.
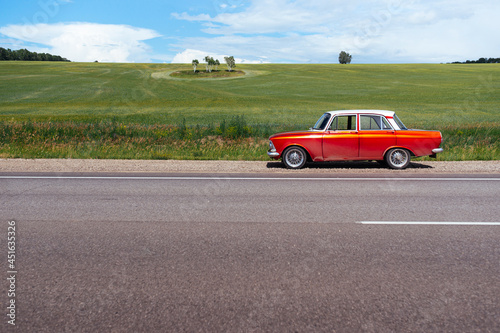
[1,172,499,332]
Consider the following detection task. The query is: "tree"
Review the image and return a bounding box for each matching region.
[209,57,216,72]
[192,59,199,72]
[204,56,216,72]
[215,59,220,71]
[0,47,70,61]
[17,49,30,61]
[204,56,210,72]
[451,57,500,64]
[338,51,352,64]
[0,47,9,60]
[224,56,236,72]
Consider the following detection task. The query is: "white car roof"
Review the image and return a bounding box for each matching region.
[326,110,396,117]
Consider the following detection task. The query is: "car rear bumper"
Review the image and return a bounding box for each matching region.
[429,147,444,158]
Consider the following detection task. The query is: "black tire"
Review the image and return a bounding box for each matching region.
[385,148,411,169]
[282,146,307,169]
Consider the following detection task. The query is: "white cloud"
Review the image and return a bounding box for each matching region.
[172,35,346,63]
[171,13,212,22]
[171,49,222,63]
[174,0,346,35]
[171,48,268,64]
[0,22,161,62]
[172,0,500,63]
[368,3,500,63]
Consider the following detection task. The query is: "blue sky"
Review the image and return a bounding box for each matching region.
[0,0,499,63]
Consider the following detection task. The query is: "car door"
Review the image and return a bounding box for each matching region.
[322,115,359,160]
[358,115,396,159]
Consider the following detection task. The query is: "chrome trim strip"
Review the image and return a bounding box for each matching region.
[432,148,444,153]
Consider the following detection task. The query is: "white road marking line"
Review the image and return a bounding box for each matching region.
[358,221,500,226]
[0,176,499,181]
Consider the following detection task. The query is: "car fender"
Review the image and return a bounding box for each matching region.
[383,146,416,158]
[396,130,442,157]
[271,132,323,161]
[282,143,315,161]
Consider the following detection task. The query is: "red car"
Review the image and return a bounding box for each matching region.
[267,110,443,169]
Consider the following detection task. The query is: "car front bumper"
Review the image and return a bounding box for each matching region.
[267,151,280,158]
[268,140,280,158]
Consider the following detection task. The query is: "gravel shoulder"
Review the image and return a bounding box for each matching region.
[1,159,499,174]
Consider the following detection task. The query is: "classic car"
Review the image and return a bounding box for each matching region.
[267,110,443,169]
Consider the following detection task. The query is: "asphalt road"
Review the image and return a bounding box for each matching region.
[1,172,499,332]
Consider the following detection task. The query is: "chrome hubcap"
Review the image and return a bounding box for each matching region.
[391,150,407,166]
[286,150,303,167]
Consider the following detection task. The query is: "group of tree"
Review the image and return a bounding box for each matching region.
[451,57,500,64]
[0,47,70,62]
[202,56,221,72]
[192,55,236,73]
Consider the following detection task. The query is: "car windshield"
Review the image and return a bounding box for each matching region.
[393,114,407,130]
[312,113,331,130]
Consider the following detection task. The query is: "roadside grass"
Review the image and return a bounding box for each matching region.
[0,62,498,160]
[0,116,283,160]
[0,118,497,160]
[415,124,499,161]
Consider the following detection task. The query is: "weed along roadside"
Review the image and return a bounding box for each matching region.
[0,116,275,160]
[0,62,498,161]
[0,118,497,161]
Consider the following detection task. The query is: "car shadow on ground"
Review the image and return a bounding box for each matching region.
[266,161,434,170]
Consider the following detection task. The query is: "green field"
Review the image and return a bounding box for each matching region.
[0,61,498,160]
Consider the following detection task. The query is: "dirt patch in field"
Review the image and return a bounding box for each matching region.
[151,69,269,81]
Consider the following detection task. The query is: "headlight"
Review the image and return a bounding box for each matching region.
[269,141,276,151]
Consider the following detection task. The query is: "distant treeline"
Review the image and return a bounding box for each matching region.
[452,57,500,64]
[0,47,70,62]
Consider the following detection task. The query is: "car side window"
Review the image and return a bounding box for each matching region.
[330,115,356,131]
[381,117,393,129]
[360,115,393,130]
[360,115,381,130]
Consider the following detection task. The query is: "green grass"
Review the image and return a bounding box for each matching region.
[0,62,498,160]
[0,116,276,160]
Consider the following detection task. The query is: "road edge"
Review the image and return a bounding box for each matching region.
[1,159,499,174]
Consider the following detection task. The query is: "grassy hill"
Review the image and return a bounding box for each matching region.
[0,62,498,160]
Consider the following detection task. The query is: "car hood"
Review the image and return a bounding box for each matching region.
[269,130,320,139]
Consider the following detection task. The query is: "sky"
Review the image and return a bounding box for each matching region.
[0,0,499,64]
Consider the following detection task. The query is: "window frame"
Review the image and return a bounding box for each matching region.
[329,114,357,131]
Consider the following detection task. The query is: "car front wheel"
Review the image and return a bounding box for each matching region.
[385,148,411,169]
[283,146,307,169]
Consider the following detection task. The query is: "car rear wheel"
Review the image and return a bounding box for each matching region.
[385,148,411,169]
[283,146,307,169]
